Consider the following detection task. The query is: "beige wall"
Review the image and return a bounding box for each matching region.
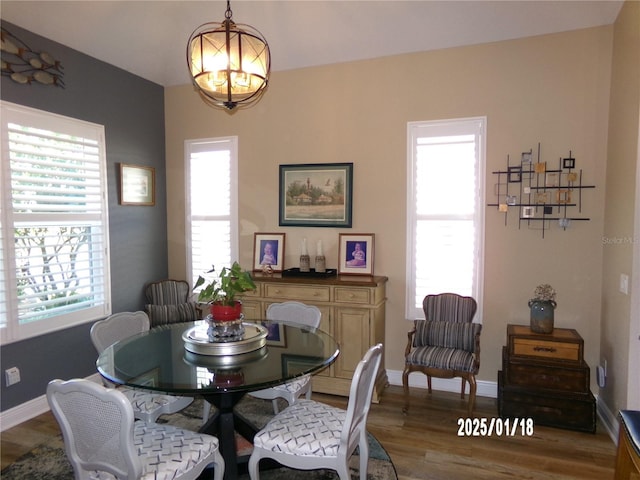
[165,26,614,388]
[601,0,640,414]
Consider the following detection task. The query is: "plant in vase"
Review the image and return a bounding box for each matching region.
[194,262,256,337]
[528,283,557,334]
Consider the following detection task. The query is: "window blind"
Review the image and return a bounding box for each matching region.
[0,102,111,343]
[186,137,238,288]
[406,118,485,321]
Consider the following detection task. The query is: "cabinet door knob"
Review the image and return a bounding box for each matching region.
[274,289,281,294]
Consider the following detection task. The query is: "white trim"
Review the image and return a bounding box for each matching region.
[387,368,497,399]
[0,373,102,432]
[597,394,619,444]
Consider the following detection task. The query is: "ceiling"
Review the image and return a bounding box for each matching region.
[1,1,624,87]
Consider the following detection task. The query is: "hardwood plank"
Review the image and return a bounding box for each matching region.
[0,386,618,479]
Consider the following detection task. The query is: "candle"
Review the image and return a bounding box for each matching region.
[301,238,308,255]
[317,240,323,256]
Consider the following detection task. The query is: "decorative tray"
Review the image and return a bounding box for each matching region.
[183,345,268,369]
[182,322,268,356]
[282,268,337,278]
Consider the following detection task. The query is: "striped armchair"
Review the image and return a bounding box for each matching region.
[402,293,481,416]
[144,279,198,327]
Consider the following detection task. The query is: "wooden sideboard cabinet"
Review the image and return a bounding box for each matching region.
[238,273,388,402]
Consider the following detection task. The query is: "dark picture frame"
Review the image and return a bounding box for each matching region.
[262,321,286,347]
[281,354,324,377]
[338,233,375,276]
[120,163,155,206]
[253,232,286,272]
[279,163,353,227]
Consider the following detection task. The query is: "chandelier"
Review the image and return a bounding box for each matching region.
[186,0,271,111]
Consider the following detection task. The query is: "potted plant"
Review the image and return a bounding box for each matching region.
[194,262,256,322]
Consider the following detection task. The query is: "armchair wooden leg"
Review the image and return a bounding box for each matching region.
[466,375,477,417]
[427,375,432,394]
[460,378,467,399]
[402,368,411,414]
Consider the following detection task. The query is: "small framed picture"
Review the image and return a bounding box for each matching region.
[120,163,155,206]
[563,157,575,169]
[508,166,522,183]
[522,206,535,218]
[338,233,374,276]
[262,320,286,347]
[253,233,286,272]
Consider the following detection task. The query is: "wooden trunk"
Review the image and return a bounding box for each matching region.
[498,371,596,433]
[499,324,596,433]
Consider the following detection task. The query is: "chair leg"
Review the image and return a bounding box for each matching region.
[248,449,262,480]
[466,375,477,417]
[427,375,432,394]
[402,368,410,414]
[213,450,226,480]
[202,402,211,426]
[460,378,467,399]
[358,432,369,480]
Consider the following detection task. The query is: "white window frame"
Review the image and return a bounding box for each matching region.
[184,137,238,288]
[0,101,111,344]
[405,116,486,321]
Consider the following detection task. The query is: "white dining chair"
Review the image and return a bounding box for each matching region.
[248,343,383,480]
[249,301,323,413]
[90,311,193,423]
[47,378,224,480]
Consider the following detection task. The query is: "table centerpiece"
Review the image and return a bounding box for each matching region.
[194,261,256,339]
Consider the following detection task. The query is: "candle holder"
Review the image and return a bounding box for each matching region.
[315,255,326,273]
[299,254,310,272]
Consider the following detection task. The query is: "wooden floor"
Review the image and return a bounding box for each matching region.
[1,385,622,479]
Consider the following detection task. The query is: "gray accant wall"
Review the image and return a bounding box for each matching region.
[0,21,168,411]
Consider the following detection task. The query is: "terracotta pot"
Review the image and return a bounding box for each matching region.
[209,301,243,322]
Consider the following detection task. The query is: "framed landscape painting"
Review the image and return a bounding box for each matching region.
[279,163,353,227]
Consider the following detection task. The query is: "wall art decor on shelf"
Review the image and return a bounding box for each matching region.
[487,143,595,238]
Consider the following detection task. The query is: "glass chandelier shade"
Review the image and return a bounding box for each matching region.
[186,3,270,110]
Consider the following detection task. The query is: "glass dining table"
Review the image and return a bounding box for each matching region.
[96,319,340,480]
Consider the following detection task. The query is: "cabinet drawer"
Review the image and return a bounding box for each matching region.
[507,324,583,364]
[502,347,590,393]
[511,338,580,363]
[498,371,596,433]
[334,287,371,305]
[264,284,330,302]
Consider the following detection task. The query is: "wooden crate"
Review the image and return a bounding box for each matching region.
[502,347,591,394]
[507,324,583,364]
[498,371,596,433]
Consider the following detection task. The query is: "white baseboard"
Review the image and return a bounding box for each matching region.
[386,369,498,398]
[596,395,619,444]
[0,373,102,432]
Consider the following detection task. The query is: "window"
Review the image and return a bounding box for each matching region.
[185,137,238,287]
[0,102,111,344]
[406,117,486,320]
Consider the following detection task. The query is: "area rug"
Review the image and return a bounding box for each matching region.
[1,396,397,480]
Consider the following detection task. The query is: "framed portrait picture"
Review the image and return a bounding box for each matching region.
[338,233,374,276]
[279,163,353,227]
[120,163,155,206]
[253,233,286,272]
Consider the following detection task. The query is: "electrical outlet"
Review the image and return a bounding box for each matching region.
[5,367,20,386]
[620,274,630,295]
